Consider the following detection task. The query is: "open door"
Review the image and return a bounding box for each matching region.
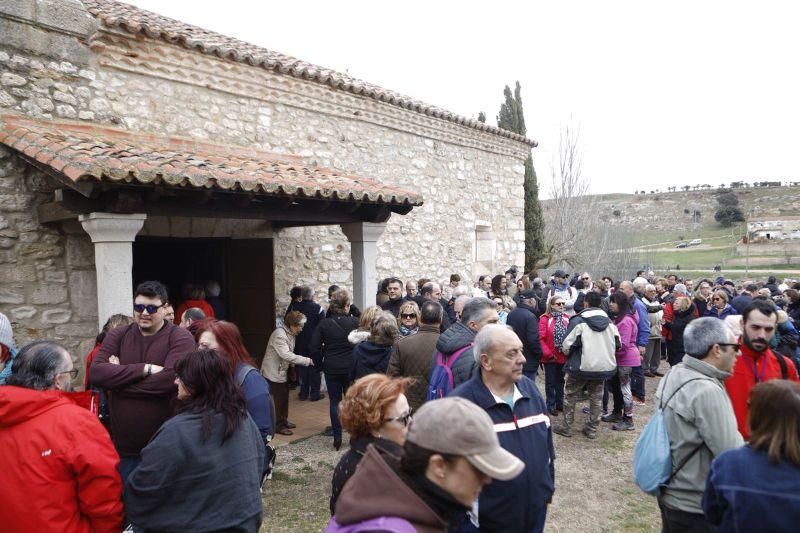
[227,239,275,366]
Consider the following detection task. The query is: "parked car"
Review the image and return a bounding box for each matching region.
[676,242,688,248]
[688,238,702,246]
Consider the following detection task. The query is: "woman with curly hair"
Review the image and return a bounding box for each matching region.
[329,374,411,514]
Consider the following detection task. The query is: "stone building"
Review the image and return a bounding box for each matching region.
[0,0,534,369]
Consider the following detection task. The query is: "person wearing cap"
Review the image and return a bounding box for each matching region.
[451,324,555,532]
[506,289,543,380]
[546,270,577,316]
[328,396,524,533]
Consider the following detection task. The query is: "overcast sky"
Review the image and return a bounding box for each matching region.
[127,0,800,195]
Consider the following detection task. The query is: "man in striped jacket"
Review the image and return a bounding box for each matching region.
[450,324,555,533]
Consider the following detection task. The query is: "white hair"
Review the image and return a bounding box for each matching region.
[473,323,515,363]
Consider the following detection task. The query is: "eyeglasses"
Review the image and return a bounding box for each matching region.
[582,277,590,281]
[133,303,165,314]
[711,297,722,302]
[58,368,79,379]
[384,410,413,427]
[552,302,565,307]
[717,343,739,350]
[400,313,417,319]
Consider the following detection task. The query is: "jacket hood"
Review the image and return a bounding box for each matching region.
[436,321,476,355]
[0,386,71,427]
[348,329,370,345]
[334,444,444,530]
[353,341,393,364]
[578,308,613,332]
[681,354,732,381]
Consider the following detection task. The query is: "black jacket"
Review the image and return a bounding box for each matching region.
[381,298,404,317]
[310,314,360,375]
[286,299,324,355]
[349,341,393,382]
[506,303,543,372]
[124,410,264,532]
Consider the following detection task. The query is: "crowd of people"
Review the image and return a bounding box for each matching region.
[0,267,799,532]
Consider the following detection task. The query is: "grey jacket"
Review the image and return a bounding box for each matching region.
[654,355,743,514]
[434,321,477,388]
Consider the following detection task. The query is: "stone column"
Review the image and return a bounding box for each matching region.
[341,221,387,311]
[79,212,147,329]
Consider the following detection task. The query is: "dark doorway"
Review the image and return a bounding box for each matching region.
[133,237,275,364]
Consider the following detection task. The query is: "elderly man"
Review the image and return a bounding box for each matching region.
[0,341,124,531]
[451,324,555,532]
[655,318,744,531]
[179,307,206,336]
[421,281,451,332]
[387,300,443,410]
[436,297,499,388]
[404,280,418,301]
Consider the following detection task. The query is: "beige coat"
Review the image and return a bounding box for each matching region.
[260,326,312,383]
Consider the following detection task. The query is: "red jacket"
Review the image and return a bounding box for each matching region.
[0,387,123,532]
[725,342,799,440]
[174,299,215,325]
[539,312,569,364]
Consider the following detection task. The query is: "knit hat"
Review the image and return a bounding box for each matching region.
[0,312,14,349]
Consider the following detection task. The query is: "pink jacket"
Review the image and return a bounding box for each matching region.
[614,313,641,367]
[538,313,569,364]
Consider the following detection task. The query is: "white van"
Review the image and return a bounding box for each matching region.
[689,238,702,246]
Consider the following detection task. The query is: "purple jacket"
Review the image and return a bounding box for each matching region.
[613,313,641,367]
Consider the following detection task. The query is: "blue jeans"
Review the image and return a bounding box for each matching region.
[543,363,565,412]
[325,373,349,439]
[117,454,141,486]
[298,364,322,400]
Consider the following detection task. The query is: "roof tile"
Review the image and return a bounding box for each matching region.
[81,0,535,148]
[0,114,423,208]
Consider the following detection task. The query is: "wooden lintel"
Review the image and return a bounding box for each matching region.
[37,202,80,224]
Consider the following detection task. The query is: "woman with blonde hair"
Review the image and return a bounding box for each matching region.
[703,380,800,530]
[397,300,420,337]
[350,312,399,382]
[329,374,411,514]
[348,305,384,345]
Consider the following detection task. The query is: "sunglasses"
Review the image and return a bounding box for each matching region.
[133,303,165,314]
[552,302,565,307]
[711,297,723,302]
[384,409,413,427]
[58,368,79,379]
[581,277,590,280]
[400,313,417,319]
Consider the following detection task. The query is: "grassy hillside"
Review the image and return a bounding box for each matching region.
[541,185,800,279]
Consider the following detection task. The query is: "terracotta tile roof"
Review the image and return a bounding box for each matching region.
[81,0,536,149]
[0,114,423,207]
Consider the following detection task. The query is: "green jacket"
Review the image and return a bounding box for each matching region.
[654,355,743,514]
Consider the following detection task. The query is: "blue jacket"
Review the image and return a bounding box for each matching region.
[450,372,555,532]
[703,304,737,321]
[632,296,650,347]
[703,445,800,532]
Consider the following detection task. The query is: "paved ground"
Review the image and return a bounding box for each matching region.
[261,365,666,532]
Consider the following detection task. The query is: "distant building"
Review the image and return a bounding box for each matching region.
[748,217,800,242]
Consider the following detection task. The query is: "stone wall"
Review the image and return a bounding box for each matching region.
[0,148,98,370]
[0,12,527,320]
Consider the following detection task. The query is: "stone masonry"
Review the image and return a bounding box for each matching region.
[0,1,530,372]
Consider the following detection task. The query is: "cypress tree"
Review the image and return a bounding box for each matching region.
[497,82,545,273]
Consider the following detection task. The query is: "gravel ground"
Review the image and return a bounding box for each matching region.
[260,369,665,533]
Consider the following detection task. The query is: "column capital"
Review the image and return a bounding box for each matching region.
[79,212,147,243]
[340,221,387,243]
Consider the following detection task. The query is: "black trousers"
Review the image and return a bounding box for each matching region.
[658,500,716,533]
[267,380,289,427]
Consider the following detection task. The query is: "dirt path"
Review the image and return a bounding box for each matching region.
[261,366,667,532]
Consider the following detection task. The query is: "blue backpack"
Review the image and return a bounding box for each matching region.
[326,516,416,533]
[632,375,707,495]
[426,344,472,401]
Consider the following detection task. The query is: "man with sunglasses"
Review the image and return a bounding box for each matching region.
[89,280,195,484]
[654,317,743,531]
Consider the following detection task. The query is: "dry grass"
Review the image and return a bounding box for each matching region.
[261,368,666,533]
